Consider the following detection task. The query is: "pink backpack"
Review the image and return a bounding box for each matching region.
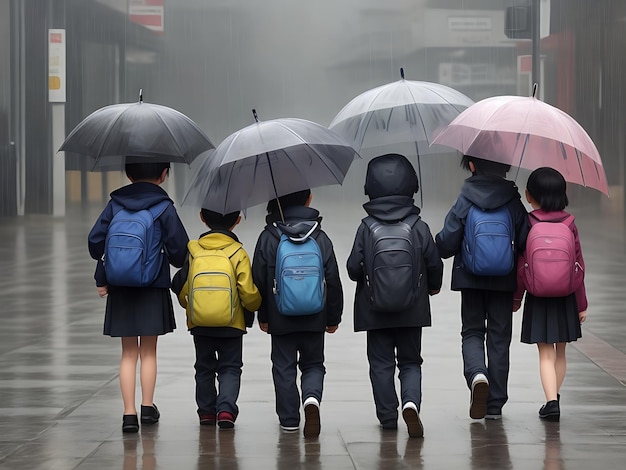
[521,213,584,297]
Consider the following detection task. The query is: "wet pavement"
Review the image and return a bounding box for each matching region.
[1,194,626,469]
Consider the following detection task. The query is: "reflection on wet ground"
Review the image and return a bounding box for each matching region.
[1,197,625,469]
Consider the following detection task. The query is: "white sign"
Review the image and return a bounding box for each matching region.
[48,29,66,103]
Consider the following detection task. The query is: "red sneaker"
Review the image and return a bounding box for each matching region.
[217,411,235,429]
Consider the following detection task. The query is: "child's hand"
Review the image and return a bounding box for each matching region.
[512,299,522,312]
[579,310,587,324]
[259,322,269,333]
[429,289,440,296]
[326,325,338,334]
[97,286,108,297]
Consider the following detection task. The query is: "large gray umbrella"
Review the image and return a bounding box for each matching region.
[183,110,360,217]
[329,68,474,155]
[329,68,473,204]
[59,91,214,170]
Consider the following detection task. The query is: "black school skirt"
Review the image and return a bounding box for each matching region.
[104,285,176,337]
[520,293,581,344]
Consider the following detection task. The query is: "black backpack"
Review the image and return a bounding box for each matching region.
[363,214,421,312]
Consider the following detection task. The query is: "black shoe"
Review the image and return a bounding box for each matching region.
[141,404,160,424]
[539,400,560,421]
[122,414,139,433]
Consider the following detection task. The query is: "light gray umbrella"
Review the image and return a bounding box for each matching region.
[183,110,360,217]
[329,68,473,204]
[329,68,474,155]
[59,90,214,170]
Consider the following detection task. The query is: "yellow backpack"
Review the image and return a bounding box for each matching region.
[187,240,242,327]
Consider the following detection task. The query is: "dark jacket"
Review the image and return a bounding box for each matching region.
[252,205,343,335]
[88,182,189,288]
[435,175,529,291]
[171,229,260,337]
[346,195,443,332]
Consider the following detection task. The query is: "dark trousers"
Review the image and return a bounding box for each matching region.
[271,331,325,427]
[461,289,513,414]
[193,335,243,417]
[367,327,423,426]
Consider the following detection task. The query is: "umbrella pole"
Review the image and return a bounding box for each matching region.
[265,151,285,223]
[252,109,285,223]
[414,141,423,208]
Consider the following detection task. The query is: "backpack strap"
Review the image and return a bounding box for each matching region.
[363,213,419,229]
[148,200,171,220]
[529,212,575,227]
[189,239,242,259]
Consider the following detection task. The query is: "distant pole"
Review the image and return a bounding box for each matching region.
[531,0,540,91]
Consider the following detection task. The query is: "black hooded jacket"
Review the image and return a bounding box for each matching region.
[435,175,529,291]
[346,195,443,332]
[251,205,343,335]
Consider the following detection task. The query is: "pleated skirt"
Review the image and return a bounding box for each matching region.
[104,286,176,337]
[520,293,581,344]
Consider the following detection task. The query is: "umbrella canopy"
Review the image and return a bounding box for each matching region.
[329,67,474,156]
[59,91,214,170]
[431,86,608,195]
[183,110,360,215]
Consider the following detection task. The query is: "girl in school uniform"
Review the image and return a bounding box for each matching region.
[513,167,588,421]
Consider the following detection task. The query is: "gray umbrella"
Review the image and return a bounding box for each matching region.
[59,91,214,170]
[183,110,360,217]
[329,68,473,204]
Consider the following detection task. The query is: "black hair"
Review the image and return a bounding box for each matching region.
[526,167,568,211]
[266,189,311,214]
[201,209,240,230]
[460,155,511,177]
[125,161,170,181]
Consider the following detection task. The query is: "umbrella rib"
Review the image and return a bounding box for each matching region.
[276,122,346,182]
[93,107,129,163]
[151,110,186,157]
[404,86,430,144]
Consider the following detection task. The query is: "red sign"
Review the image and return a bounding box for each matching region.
[129,0,164,34]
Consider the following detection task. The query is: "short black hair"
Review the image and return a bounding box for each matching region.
[526,167,568,211]
[266,189,311,214]
[461,155,511,177]
[201,209,240,230]
[125,161,170,181]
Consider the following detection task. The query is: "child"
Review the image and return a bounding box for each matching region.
[435,155,529,420]
[88,161,189,433]
[346,153,443,438]
[252,189,343,438]
[171,209,261,428]
[513,167,587,421]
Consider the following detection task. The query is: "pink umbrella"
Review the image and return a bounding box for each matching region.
[431,86,608,195]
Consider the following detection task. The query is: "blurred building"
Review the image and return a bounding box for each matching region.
[1,0,625,216]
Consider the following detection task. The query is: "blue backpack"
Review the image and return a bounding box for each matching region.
[273,222,326,316]
[103,200,170,287]
[462,204,515,276]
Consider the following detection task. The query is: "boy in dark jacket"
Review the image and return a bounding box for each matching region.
[171,209,261,429]
[252,189,343,438]
[436,155,529,420]
[346,153,443,438]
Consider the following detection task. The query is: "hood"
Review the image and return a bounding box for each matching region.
[110,182,172,211]
[364,153,419,199]
[197,230,240,250]
[363,195,421,222]
[265,205,322,240]
[460,175,521,210]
